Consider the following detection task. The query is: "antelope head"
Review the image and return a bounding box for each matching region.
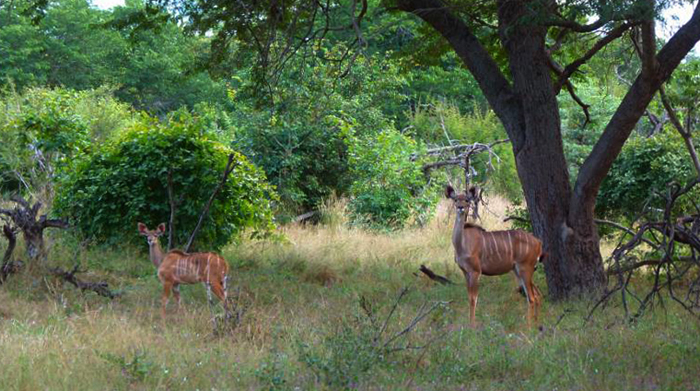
[445,185,478,217]
[138,222,166,267]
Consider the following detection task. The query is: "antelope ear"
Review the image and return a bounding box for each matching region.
[445,185,456,199]
[468,186,478,197]
[157,223,166,235]
[137,222,148,235]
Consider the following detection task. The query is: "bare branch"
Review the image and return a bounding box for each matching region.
[419,139,510,157]
[383,299,450,349]
[185,154,237,252]
[376,287,410,343]
[564,81,591,127]
[555,23,636,92]
[606,257,696,275]
[39,216,68,229]
[659,85,700,177]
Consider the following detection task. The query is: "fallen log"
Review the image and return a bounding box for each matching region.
[50,265,120,299]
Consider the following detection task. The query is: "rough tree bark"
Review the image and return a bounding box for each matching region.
[397,0,700,299]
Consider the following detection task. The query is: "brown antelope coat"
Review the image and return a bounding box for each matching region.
[446,186,545,327]
[138,223,229,320]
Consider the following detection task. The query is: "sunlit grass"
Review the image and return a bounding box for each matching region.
[1,197,699,390]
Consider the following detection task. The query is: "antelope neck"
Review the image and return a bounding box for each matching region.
[149,242,165,268]
[452,211,478,253]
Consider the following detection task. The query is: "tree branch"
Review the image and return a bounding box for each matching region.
[546,53,591,126]
[554,23,636,92]
[564,81,591,127]
[0,225,20,284]
[640,19,658,77]
[416,264,453,285]
[184,154,236,252]
[659,85,700,178]
[39,216,69,229]
[396,0,519,130]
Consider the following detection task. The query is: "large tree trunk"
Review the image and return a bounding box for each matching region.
[497,1,607,299]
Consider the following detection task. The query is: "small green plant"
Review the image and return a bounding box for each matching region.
[99,350,157,383]
[296,321,385,388]
[296,288,449,389]
[255,350,290,390]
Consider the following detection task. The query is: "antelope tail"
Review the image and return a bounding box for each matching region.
[538,252,548,263]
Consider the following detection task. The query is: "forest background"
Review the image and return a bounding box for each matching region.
[1,0,700,389]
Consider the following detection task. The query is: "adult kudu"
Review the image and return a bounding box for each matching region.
[138,223,229,320]
[446,186,545,327]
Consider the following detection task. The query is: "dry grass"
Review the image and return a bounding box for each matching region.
[1,196,699,390]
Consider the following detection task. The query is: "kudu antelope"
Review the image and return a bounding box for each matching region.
[446,185,545,327]
[138,223,229,319]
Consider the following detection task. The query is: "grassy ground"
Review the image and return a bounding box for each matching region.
[1,198,699,390]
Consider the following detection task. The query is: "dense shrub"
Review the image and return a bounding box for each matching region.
[597,131,699,222]
[0,87,134,196]
[346,128,438,229]
[231,51,407,214]
[54,114,276,250]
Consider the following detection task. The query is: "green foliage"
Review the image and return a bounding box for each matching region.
[54,112,276,250]
[0,86,133,196]
[664,57,700,129]
[0,0,229,114]
[232,50,407,213]
[346,128,438,229]
[597,131,699,222]
[254,349,290,390]
[99,350,158,383]
[559,80,623,179]
[297,323,384,389]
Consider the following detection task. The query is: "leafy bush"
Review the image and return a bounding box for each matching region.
[346,128,438,229]
[0,87,133,196]
[597,131,699,222]
[54,113,276,250]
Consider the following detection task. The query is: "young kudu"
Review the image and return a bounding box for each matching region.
[446,186,545,327]
[138,223,229,320]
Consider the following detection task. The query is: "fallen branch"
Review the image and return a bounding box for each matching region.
[416,264,453,285]
[294,210,317,223]
[50,265,120,299]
